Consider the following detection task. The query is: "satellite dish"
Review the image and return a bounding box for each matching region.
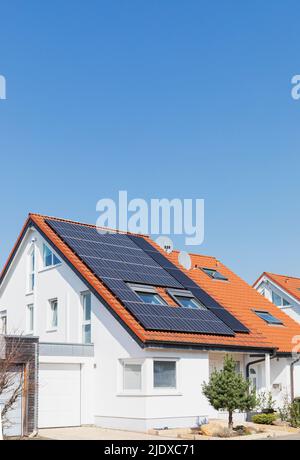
[156,236,174,254]
[178,251,192,271]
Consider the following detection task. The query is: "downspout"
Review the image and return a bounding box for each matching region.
[246,351,277,379]
[246,357,265,379]
[290,355,300,401]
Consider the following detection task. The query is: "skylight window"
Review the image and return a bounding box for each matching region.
[168,289,207,310]
[255,310,283,325]
[201,268,228,281]
[43,244,61,268]
[130,285,166,306]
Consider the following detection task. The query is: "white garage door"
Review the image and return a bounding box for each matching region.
[39,363,81,428]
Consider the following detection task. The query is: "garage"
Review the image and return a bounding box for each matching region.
[38,363,81,428]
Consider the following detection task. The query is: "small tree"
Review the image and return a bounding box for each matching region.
[202,355,257,429]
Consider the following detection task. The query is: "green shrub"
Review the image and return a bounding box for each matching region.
[290,401,300,428]
[251,413,277,425]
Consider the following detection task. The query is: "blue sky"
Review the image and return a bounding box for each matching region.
[0,0,299,282]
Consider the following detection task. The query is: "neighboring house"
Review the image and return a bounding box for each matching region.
[0,214,300,431]
[254,273,300,325]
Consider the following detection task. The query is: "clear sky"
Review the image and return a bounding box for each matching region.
[0,0,299,283]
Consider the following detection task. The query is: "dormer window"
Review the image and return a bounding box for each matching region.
[43,244,61,268]
[201,268,228,281]
[271,291,291,307]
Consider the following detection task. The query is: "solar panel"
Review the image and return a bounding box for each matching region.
[46,219,240,336]
[128,235,249,334]
[123,302,234,335]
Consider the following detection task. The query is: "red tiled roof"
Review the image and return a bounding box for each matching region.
[2,214,300,353]
[255,272,300,303]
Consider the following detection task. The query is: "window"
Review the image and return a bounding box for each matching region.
[123,363,142,391]
[154,361,176,389]
[201,268,228,281]
[249,368,257,390]
[28,247,35,291]
[0,311,7,334]
[43,244,61,268]
[168,289,206,310]
[26,304,34,333]
[82,292,92,344]
[234,361,241,374]
[255,310,283,325]
[272,291,291,307]
[48,299,58,330]
[130,285,166,305]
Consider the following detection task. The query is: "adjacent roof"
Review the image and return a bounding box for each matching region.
[2,214,300,353]
[254,272,300,304]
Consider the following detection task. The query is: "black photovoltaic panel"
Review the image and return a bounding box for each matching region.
[46,219,237,336]
[122,302,234,335]
[47,220,181,289]
[128,235,249,334]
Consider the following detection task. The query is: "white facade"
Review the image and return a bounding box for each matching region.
[0,226,299,431]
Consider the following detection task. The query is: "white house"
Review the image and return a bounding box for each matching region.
[254,272,300,325]
[1,214,300,432]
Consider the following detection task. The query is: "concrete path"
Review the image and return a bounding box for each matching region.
[39,426,175,440]
[268,433,300,440]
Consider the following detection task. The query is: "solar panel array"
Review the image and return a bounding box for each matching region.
[128,235,249,334]
[46,219,245,336]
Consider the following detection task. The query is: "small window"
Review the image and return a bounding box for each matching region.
[249,368,257,390]
[154,361,176,389]
[48,299,58,330]
[82,292,92,344]
[123,363,142,391]
[255,310,283,325]
[136,292,165,305]
[168,290,206,310]
[26,304,34,334]
[130,285,166,305]
[234,361,241,374]
[201,268,228,281]
[28,247,35,291]
[272,291,291,307]
[43,244,61,268]
[0,310,7,334]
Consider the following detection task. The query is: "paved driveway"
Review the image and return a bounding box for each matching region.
[39,427,174,440]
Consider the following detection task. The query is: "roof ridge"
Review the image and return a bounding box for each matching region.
[29,213,150,238]
[266,271,300,281]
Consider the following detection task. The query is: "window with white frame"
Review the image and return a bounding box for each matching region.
[0,310,7,334]
[43,244,61,268]
[48,299,58,330]
[272,291,291,307]
[123,362,142,391]
[81,291,92,344]
[28,247,35,292]
[26,304,34,334]
[153,360,177,389]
